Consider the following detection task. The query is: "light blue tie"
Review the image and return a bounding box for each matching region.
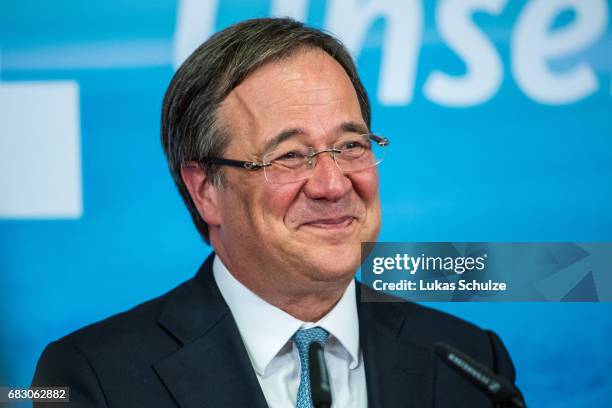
[293,327,330,408]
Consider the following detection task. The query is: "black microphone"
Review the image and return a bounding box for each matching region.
[308,342,332,408]
[433,342,526,408]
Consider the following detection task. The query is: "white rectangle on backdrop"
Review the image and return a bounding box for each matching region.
[0,81,82,218]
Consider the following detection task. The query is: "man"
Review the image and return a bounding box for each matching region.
[33,18,517,407]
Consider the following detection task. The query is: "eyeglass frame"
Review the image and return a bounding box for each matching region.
[200,133,390,174]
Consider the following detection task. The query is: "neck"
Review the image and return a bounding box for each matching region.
[270,282,350,322]
[213,247,351,322]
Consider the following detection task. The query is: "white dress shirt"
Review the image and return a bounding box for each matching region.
[213,255,368,408]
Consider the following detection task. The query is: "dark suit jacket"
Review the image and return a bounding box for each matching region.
[33,254,517,407]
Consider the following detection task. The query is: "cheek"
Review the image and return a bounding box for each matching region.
[350,170,380,205]
[261,182,304,229]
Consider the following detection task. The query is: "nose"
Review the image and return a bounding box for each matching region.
[302,151,352,201]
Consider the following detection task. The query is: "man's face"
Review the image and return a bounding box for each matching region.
[211,48,381,288]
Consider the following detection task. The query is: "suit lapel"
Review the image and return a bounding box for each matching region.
[153,255,268,408]
[358,283,435,408]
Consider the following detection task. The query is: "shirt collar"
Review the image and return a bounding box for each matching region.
[212,255,360,375]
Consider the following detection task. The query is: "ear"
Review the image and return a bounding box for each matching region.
[180,162,222,227]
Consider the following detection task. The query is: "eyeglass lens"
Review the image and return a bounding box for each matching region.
[262,134,386,184]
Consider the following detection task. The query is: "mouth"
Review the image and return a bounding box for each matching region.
[301,216,355,230]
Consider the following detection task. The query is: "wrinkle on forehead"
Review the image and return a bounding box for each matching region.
[264,89,343,111]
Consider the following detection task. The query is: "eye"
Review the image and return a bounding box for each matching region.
[339,139,369,151]
[276,151,305,161]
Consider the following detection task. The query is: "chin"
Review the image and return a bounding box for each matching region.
[287,223,378,280]
[309,262,358,283]
[301,244,362,282]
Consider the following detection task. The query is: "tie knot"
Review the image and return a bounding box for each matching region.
[293,326,329,354]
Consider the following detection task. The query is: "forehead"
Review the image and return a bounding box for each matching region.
[218,48,365,150]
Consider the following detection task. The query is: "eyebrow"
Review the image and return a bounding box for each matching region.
[340,121,370,135]
[260,128,304,156]
[259,121,370,156]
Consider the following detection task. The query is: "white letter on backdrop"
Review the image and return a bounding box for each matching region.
[512,0,607,104]
[424,0,507,107]
[325,0,423,105]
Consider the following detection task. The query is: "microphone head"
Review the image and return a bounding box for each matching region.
[433,342,525,407]
[308,342,332,407]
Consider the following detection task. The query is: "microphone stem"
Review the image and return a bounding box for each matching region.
[494,400,527,408]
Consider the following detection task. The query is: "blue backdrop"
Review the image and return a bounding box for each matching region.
[1,1,611,406]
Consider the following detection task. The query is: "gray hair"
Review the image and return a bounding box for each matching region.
[161,17,371,243]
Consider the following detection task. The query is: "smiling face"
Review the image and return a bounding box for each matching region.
[205,48,381,295]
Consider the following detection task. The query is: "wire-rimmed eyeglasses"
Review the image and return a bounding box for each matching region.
[202,133,389,184]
